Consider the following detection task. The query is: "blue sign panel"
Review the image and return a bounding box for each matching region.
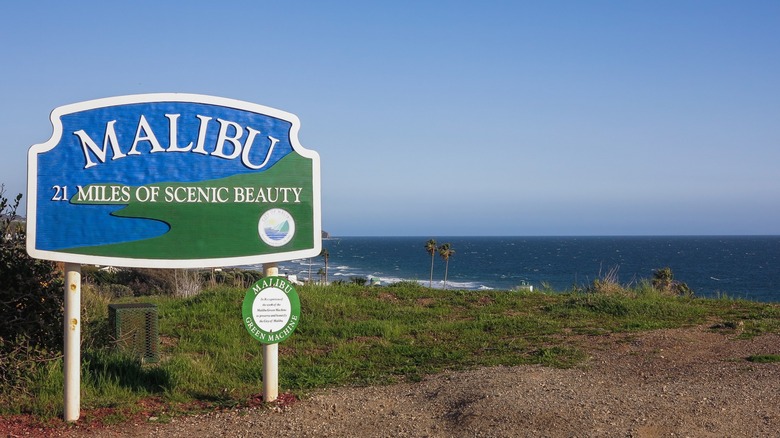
[27,94,321,268]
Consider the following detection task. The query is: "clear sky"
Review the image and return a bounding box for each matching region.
[2,1,778,236]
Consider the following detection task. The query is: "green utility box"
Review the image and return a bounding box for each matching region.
[108,303,159,363]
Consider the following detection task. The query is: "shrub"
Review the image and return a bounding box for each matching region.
[172,269,202,298]
[587,265,631,296]
[746,354,780,363]
[350,276,368,286]
[0,187,64,397]
[81,265,120,285]
[652,267,694,297]
[105,283,134,298]
[116,268,175,296]
[388,280,426,290]
[207,268,262,289]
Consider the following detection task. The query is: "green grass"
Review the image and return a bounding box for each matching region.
[4,283,780,420]
[746,354,780,363]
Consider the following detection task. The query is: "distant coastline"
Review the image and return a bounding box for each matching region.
[276,236,780,302]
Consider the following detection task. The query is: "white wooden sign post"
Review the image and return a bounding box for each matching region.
[63,263,81,421]
[27,94,321,421]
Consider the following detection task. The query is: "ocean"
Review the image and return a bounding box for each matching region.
[262,236,780,303]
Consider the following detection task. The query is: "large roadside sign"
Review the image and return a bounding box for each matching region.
[27,94,321,268]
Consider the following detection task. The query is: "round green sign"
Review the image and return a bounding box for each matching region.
[242,277,301,344]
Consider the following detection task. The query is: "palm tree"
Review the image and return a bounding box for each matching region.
[651,267,673,292]
[425,239,437,288]
[320,248,330,284]
[438,243,455,290]
[316,268,326,284]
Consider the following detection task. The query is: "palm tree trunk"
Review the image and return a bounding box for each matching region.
[443,260,449,290]
[429,253,435,288]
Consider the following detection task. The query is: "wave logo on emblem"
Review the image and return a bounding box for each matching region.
[258,208,296,247]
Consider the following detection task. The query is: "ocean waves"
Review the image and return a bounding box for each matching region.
[241,236,779,302]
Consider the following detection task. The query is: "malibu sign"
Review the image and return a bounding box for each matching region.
[27,94,321,268]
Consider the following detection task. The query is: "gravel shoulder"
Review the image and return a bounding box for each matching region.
[52,325,780,437]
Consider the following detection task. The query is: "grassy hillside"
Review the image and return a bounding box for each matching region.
[5,282,780,420]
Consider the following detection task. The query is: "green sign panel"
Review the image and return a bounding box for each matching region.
[242,277,301,344]
[27,94,321,268]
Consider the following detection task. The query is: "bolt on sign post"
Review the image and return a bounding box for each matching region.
[26,94,321,421]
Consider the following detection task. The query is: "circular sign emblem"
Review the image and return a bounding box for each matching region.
[258,208,295,247]
[242,277,301,344]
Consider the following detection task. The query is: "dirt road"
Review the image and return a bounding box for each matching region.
[18,325,780,437]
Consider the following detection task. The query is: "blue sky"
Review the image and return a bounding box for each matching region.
[2,1,778,236]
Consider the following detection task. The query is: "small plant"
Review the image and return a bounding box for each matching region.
[387,280,426,290]
[588,265,629,296]
[173,269,202,298]
[746,354,780,363]
[531,346,586,368]
[652,267,694,297]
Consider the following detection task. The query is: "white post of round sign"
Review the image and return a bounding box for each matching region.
[262,263,279,402]
[243,265,301,401]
